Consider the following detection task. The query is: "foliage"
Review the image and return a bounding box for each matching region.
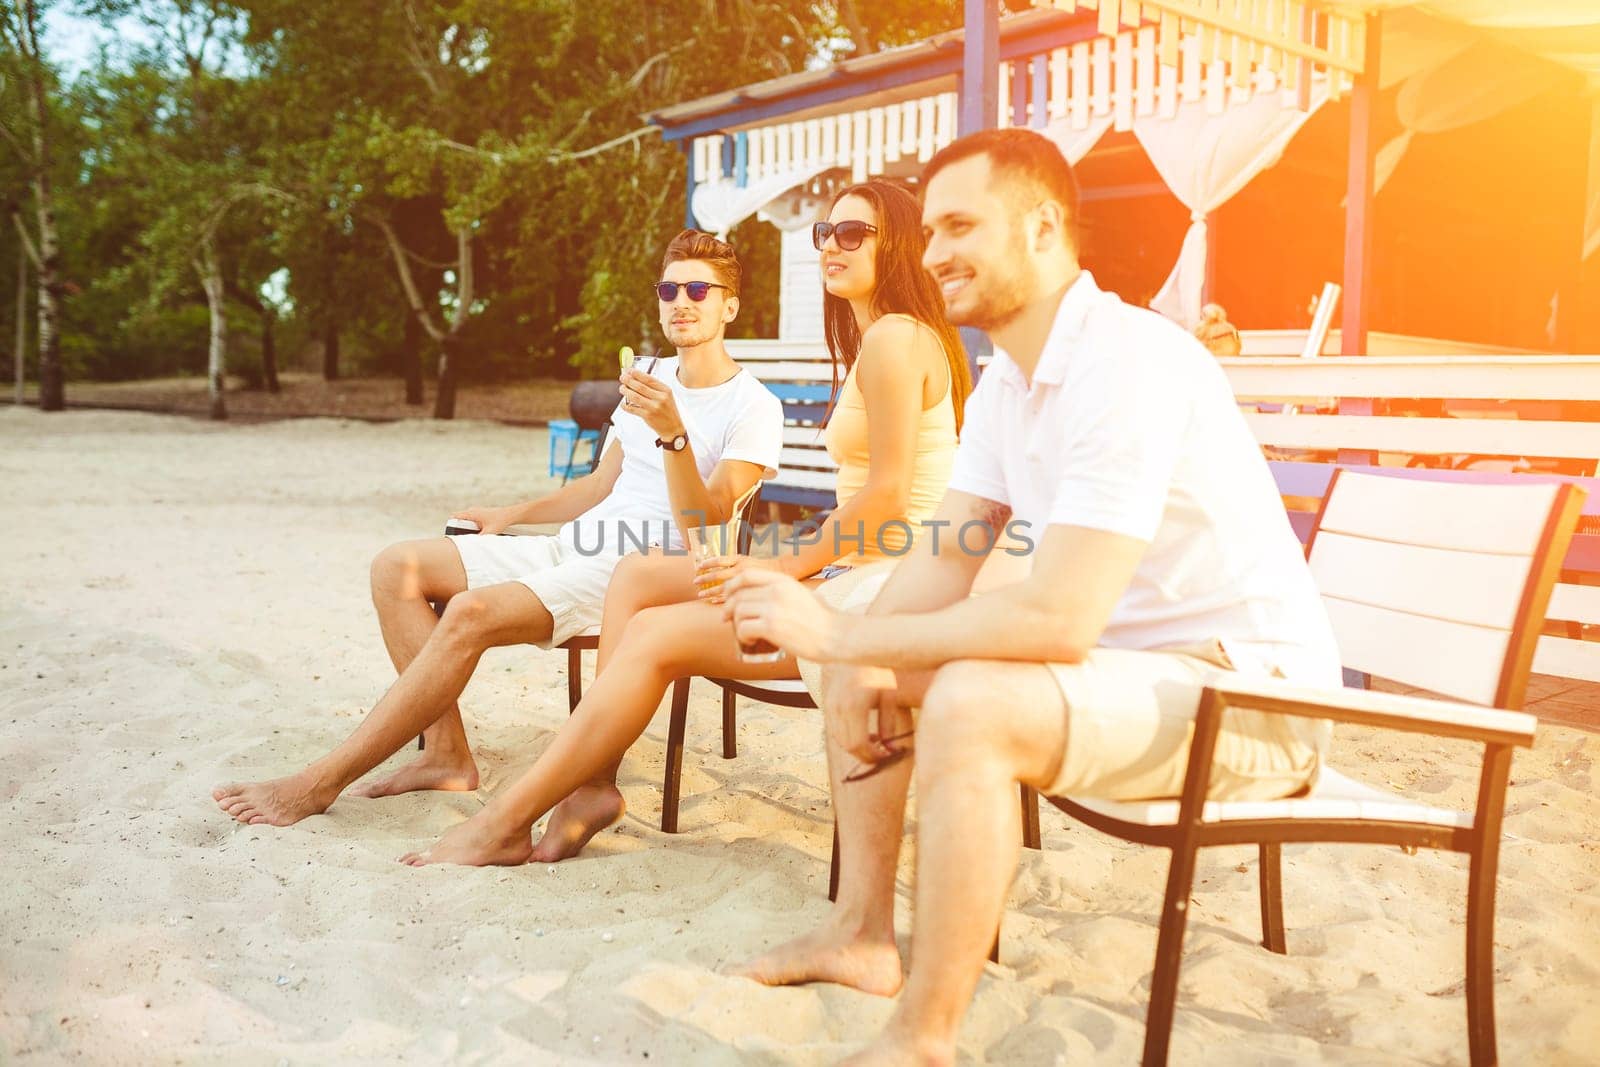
[4,0,969,399]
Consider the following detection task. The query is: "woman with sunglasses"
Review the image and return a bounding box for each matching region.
[399,180,972,868]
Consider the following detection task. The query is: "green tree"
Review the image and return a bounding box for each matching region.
[0,0,68,411]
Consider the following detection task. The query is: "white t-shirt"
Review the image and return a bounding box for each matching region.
[560,356,783,556]
[947,272,1341,686]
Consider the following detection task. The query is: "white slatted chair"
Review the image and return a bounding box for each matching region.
[1030,470,1585,1067]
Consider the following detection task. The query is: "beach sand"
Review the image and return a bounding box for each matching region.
[1,407,1596,1065]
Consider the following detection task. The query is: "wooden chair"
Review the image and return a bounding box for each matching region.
[1024,470,1584,1066]
[424,479,763,834]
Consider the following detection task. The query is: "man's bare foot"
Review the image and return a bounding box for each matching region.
[398,811,534,867]
[212,773,336,827]
[729,922,904,997]
[839,1031,954,1067]
[530,783,626,862]
[349,751,479,799]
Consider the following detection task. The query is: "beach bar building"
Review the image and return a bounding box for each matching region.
[646,1,1600,359]
[644,1,1600,686]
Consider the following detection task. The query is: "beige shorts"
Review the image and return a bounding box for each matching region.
[449,533,622,648]
[1043,642,1325,802]
[795,562,899,699]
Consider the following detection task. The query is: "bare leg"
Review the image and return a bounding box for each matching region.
[213,583,554,826]
[352,538,480,798]
[535,549,698,860]
[400,595,797,866]
[729,663,936,998]
[848,660,1067,1067]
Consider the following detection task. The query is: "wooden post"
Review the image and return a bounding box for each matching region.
[1340,14,1380,357]
[960,0,1000,136]
[13,242,25,406]
[683,141,699,229]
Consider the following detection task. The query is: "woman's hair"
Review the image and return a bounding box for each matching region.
[821,180,972,432]
[661,228,741,295]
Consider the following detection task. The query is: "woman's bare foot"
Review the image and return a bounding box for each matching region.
[530,783,626,862]
[398,811,535,867]
[350,750,479,799]
[212,773,337,827]
[729,920,904,997]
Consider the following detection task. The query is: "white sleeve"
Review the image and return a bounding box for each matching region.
[946,374,1009,506]
[716,379,784,478]
[1047,334,1188,541]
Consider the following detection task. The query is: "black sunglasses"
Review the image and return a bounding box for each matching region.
[841,730,916,783]
[655,280,731,302]
[813,220,879,252]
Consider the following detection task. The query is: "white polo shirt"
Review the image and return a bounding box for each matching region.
[947,271,1340,685]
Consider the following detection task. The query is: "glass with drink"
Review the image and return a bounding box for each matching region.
[685,523,785,664]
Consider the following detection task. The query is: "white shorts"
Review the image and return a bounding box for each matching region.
[449,534,622,648]
[1042,641,1324,802]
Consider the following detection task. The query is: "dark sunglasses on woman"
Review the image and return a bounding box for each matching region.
[812,220,878,253]
[654,280,731,302]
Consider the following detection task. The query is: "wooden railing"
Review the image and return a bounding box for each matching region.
[727,339,838,509]
[729,343,1600,687]
[1221,355,1600,686]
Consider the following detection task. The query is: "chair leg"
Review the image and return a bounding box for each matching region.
[661,678,690,834]
[566,645,582,714]
[1466,844,1501,1067]
[828,821,840,902]
[560,433,580,486]
[1020,784,1041,850]
[1259,842,1287,954]
[722,689,737,759]
[420,597,446,749]
[1142,839,1202,1067]
[1466,744,1514,1066]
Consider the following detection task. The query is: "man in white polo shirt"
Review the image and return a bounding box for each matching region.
[214,229,782,828]
[722,129,1339,1064]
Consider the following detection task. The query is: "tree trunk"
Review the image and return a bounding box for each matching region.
[198,239,228,420]
[13,242,25,406]
[402,310,423,405]
[432,334,458,420]
[260,306,280,394]
[322,319,340,380]
[22,23,62,412]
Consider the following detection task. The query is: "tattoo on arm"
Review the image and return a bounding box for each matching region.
[976,499,1013,535]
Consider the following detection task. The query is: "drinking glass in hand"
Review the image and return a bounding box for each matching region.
[685,524,785,664]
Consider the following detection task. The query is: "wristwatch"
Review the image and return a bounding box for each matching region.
[655,432,688,452]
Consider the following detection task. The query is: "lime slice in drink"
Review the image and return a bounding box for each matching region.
[619,345,635,371]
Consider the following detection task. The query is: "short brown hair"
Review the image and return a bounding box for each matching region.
[923,128,1081,250]
[661,229,741,296]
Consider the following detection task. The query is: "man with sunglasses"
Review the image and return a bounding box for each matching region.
[723,129,1338,1063]
[213,229,782,827]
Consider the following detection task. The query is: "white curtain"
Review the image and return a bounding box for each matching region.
[1136,87,1325,328]
[1373,40,1560,194]
[1043,113,1114,166]
[690,160,831,238]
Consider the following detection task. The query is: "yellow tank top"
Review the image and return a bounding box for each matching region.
[823,316,958,563]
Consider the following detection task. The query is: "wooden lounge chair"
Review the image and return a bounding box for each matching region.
[1022,470,1584,1066]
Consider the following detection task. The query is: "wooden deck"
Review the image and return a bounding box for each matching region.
[1374,673,1599,734]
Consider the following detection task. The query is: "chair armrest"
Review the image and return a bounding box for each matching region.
[1209,675,1537,748]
